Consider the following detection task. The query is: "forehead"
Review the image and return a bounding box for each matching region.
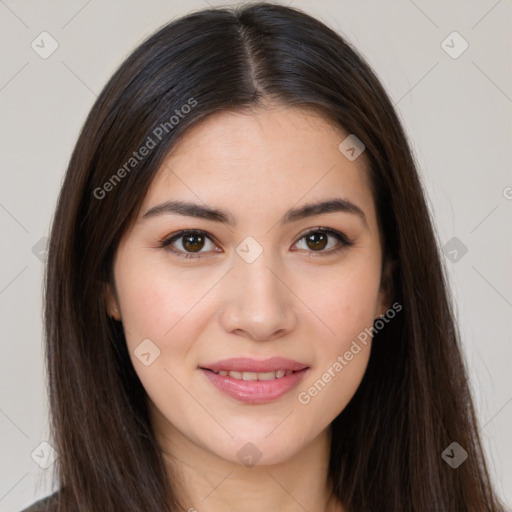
[161,106,358,171]
[139,106,374,225]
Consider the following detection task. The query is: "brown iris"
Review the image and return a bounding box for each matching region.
[182,233,205,252]
[305,232,328,251]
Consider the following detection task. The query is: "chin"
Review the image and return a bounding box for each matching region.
[205,431,309,468]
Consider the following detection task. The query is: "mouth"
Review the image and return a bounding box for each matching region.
[199,356,309,374]
[199,357,310,404]
[202,368,301,380]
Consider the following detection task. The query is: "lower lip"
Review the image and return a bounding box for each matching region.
[200,368,309,404]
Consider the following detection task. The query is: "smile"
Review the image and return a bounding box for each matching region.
[208,369,297,380]
[199,357,310,404]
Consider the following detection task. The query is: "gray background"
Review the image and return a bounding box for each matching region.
[0,1,510,510]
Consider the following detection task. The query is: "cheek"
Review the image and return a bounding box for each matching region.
[299,348,371,428]
[296,297,374,428]
[113,256,220,411]
[114,254,207,350]
[116,274,170,346]
[114,262,207,416]
[293,261,379,422]
[296,257,381,344]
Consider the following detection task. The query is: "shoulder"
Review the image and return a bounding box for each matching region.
[19,491,60,512]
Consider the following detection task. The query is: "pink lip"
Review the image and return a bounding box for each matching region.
[200,356,308,373]
[200,368,309,404]
[199,357,310,404]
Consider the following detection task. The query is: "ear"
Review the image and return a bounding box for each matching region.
[376,257,397,318]
[103,281,121,321]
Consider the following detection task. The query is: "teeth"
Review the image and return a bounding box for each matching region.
[259,371,278,381]
[214,369,296,380]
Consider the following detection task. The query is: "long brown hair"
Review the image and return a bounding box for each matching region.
[44,3,505,511]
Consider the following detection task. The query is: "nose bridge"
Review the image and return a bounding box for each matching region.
[236,241,286,308]
[238,249,281,300]
[218,239,296,340]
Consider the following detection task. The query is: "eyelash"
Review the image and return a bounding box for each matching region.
[158,228,354,260]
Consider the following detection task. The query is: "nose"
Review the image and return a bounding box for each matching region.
[217,251,298,342]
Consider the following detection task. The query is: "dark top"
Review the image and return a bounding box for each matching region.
[18,490,512,512]
[19,491,59,512]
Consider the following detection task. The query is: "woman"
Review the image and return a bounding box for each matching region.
[22,2,506,511]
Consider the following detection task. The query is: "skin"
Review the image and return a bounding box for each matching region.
[106,104,392,512]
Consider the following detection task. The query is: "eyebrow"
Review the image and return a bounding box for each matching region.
[141,197,368,228]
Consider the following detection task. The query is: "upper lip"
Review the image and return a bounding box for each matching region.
[200,357,309,373]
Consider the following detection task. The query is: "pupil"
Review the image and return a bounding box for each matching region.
[307,232,327,250]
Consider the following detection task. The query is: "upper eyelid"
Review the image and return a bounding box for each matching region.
[163,229,218,246]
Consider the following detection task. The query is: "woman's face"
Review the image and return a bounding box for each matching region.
[107,105,391,466]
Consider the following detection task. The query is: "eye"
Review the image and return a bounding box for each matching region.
[292,227,354,256]
[159,230,219,259]
[159,227,354,260]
